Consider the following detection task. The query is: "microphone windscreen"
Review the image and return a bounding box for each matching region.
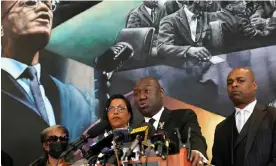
[95,42,134,72]
[86,120,109,138]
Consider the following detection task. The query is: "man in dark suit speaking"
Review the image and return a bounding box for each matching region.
[133,77,208,166]
[211,67,276,166]
[1,1,97,165]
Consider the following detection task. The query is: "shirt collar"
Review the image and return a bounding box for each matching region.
[235,99,257,115]
[144,5,152,15]
[144,106,164,122]
[1,57,42,83]
[183,5,196,22]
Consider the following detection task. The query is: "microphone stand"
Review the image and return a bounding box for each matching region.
[174,127,191,160]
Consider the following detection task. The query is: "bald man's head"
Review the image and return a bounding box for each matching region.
[227,67,257,108]
[133,77,164,117]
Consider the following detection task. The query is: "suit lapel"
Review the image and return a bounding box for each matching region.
[1,69,38,112]
[157,108,172,131]
[177,9,195,45]
[140,5,153,24]
[244,104,267,160]
[40,68,62,124]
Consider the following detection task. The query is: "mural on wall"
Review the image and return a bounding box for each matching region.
[1,0,276,165]
[46,0,276,159]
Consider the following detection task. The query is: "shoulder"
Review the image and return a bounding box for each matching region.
[50,76,98,109]
[168,108,197,118]
[130,5,144,14]
[50,76,83,94]
[162,10,179,21]
[265,105,276,118]
[215,114,233,132]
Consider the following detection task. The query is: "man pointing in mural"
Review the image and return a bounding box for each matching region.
[1,0,96,165]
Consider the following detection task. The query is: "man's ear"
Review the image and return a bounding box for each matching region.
[226,4,233,11]
[1,25,4,37]
[253,81,258,91]
[160,88,165,98]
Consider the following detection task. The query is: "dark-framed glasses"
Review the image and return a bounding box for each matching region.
[46,135,69,143]
[107,105,127,113]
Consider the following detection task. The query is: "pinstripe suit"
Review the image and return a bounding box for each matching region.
[211,103,276,166]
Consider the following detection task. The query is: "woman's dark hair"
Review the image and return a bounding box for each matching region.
[102,94,133,127]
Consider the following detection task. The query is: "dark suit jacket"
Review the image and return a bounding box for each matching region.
[157,7,211,59]
[211,103,276,166]
[126,4,166,33]
[1,69,97,166]
[141,107,207,158]
[126,4,166,47]
[1,151,13,166]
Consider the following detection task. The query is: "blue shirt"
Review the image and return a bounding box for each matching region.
[1,57,56,126]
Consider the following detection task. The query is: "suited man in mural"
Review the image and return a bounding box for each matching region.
[157,0,213,62]
[211,67,276,166]
[164,0,221,15]
[209,0,266,53]
[133,77,208,166]
[126,0,166,46]
[1,1,97,165]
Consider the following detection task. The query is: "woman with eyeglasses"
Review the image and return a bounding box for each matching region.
[30,125,70,166]
[103,94,133,131]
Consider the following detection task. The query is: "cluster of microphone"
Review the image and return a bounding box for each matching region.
[57,120,191,166]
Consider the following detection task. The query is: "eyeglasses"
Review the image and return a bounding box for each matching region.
[107,105,127,113]
[24,0,58,11]
[1,0,57,19]
[46,135,69,143]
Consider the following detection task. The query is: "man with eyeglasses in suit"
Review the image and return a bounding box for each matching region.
[1,1,97,165]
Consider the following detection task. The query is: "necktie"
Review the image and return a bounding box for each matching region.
[151,9,155,22]
[236,111,244,133]
[149,118,156,127]
[24,67,49,124]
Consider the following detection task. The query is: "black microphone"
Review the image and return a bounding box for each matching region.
[174,127,191,160]
[95,42,134,72]
[84,131,114,159]
[130,122,156,141]
[113,128,130,143]
[150,131,168,159]
[59,120,109,158]
[121,135,142,160]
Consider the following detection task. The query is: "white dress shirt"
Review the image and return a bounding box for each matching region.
[183,6,198,42]
[1,57,56,126]
[235,100,257,133]
[144,107,164,130]
[144,5,152,17]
